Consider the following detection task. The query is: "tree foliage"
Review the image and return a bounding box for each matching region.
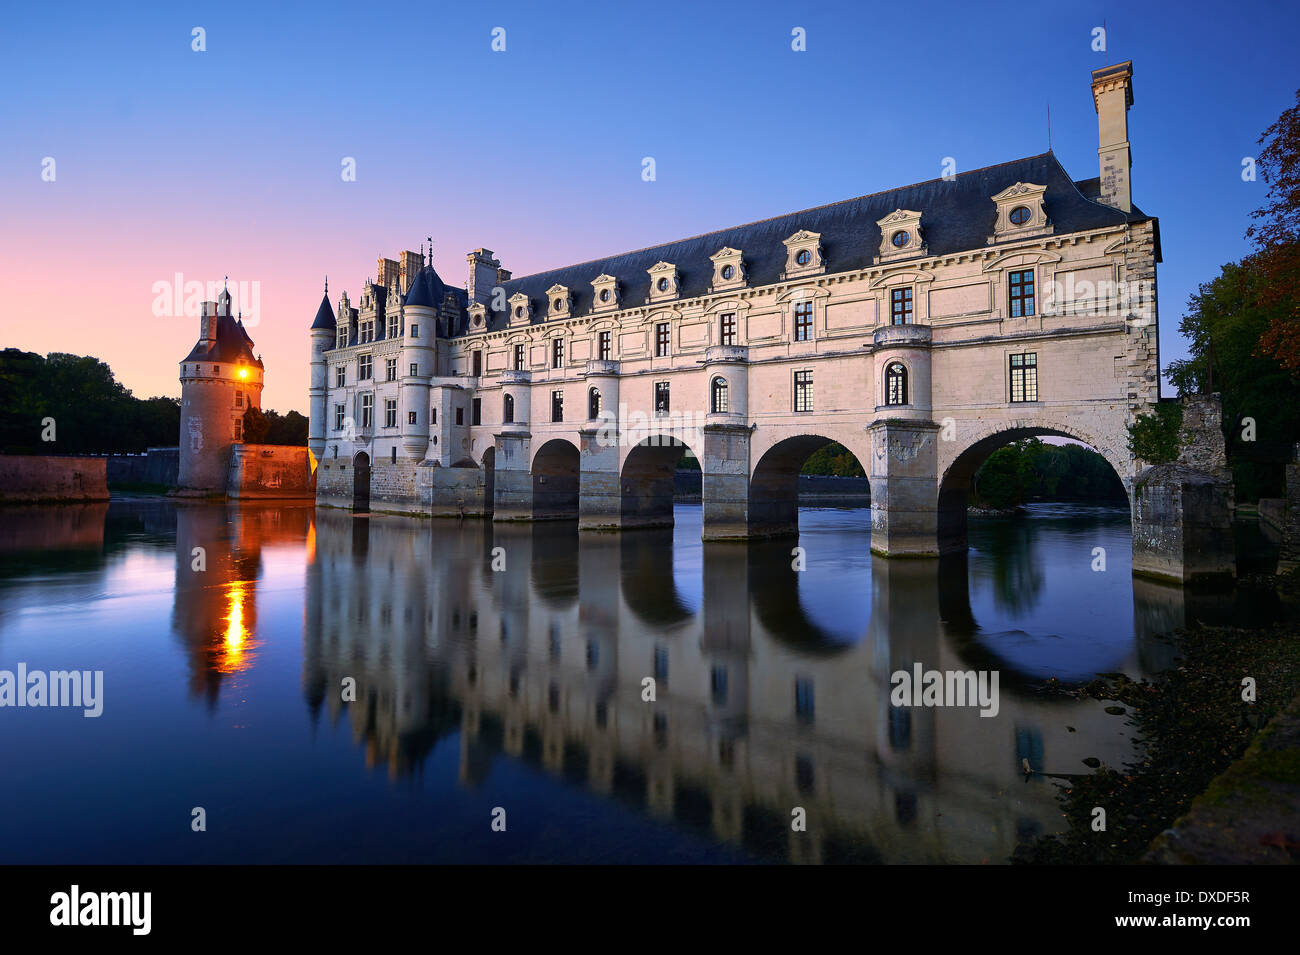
[971,439,1126,509]
[800,441,866,477]
[1248,87,1300,373]
[1126,401,1184,466]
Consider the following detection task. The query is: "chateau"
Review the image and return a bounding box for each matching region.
[311,62,1160,556]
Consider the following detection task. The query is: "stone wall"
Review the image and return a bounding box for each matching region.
[0,455,110,503]
[418,463,488,517]
[227,445,315,499]
[1282,447,1300,569]
[105,447,179,486]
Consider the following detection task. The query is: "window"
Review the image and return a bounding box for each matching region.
[653,645,669,683]
[334,404,344,430]
[795,249,811,266]
[431,407,437,425]
[599,288,610,303]
[386,315,398,338]
[213,365,219,375]
[711,376,729,413]
[655,381,670,416]
[1009,268,1036,318]
[720,312,736,346]
[407,410,417,425]
[472,398,482,426]
[1009,205,1032,226]
[503,394,515,424]
[385,357,397,381]
[711,666,728,706]
[233,418,242,441]
[336,328,347,348]
[234,391,244,408]
[552,338,564,368]
[551,390,564,422]
[409,362,418,377]
[360,393,374,429]
[795,677,815,723]
[472,351,482,377]
[335,366,345,388]
[721,264,734,280]
[794,370,813,412]
[384,399,397,429]
[588,387,601,419]
[891,230,910,248]
[655,322,670,357]
[359,319,375,343]
[794,301,813,341]
[890,287,913,325]
[455,406,464,426]
[656,277,669,292]
[1009,353,1038,402]
[586,640,599,670]
[358,354,373,380]
[390,447,397,464]
[410,323,418,338]
[598,331,611,361]
[514,344,525,369]
[885,362,908,406]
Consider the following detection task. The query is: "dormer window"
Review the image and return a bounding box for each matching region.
[989,183,1051,243]
[591,274,619,311]
[547,285,571,318]
[508,292,532,326]
[647,262,679,302]
[782,231,824,278]
[875,210,925,263]
[709,247,746,291]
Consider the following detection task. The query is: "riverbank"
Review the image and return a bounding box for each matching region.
[1017,572,1300,864]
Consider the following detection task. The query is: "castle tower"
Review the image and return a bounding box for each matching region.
[177,287,265,493]
[308,280,335,462]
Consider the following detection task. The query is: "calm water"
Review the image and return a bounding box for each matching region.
[0,500,1195,864]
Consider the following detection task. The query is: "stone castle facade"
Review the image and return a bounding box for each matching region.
[311,62,1160,557]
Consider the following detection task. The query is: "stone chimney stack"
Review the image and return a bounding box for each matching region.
[467,248,501,305]
[399,250,423,293]
[200,301,218,346]
[377,256,401,289]
[1091,60,1134,213]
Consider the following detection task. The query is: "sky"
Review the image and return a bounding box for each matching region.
[1,0,1296,415]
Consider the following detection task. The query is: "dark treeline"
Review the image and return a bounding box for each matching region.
[0,348,305,454]
[970,438,1127,509]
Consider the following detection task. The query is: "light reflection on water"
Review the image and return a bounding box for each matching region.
[0,499,1217,864]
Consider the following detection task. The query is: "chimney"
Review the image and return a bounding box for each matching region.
[399,250,423,293]
[1091,60,1134,213]
[467,248,501,304]
[377,256,400,289]
[199,301,218,346]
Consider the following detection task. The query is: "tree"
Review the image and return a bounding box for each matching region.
[242,406,271,444]
[1249,88,1300,373]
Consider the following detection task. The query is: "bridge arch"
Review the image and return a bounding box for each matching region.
[936,417,1131,555]
[748,432,871,539]
[531,438,581,520]
[618,434,700,529]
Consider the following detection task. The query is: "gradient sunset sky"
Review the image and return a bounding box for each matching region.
[2,0,1296,414]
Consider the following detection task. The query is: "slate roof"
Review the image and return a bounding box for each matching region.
[182,312,263,367]
[404,264,467,310]
[311,291,335,330]
[479,151,1154,333]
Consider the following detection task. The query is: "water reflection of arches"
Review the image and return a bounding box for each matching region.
[531,438,580,519]
[352,451,370,512]
[746,539,863,653]
[620,528,695,626]
[937,423,1128,556]
[748,434,868,538]
[620,436,696,529]
[480,446,496,518]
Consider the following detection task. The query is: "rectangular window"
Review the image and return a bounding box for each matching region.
[551,390,564,422]
[472,351,482,377]
[359,319,375,343]
[335,366,345,388]
[233,420,242,441]
[655,322,670,357]
[552,338,564,369]
[387,315,398,338]
[455,406,464,426]
[711,666,728,706]
[334,404,344,430]
[384,399,397,428]
[655,381,670,417]
[514,344,525,370]
[891,287,913,325]
[407,410,417,425]
[794,370,814,412]
[431,407,437,425]
[410,323,418,338]
[234,391,243,408]
[653,645,669,683]
[794,301,813,341]
[472,398,482,426]
[360,393,374,429]
[1009,269,1036,318]
[358,354,373,380]
[795,677,815,723]
[598,331,611,361]
[385,358,397,382]
[336,329,346,348]
[409,362,418,377]
[1009,353,1038,402]
[720,312,736,346]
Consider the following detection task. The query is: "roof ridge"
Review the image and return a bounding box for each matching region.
[502,152,1055,284]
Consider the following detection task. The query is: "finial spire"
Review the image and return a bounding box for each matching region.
[223,274,228,292]
[325,275,328,295]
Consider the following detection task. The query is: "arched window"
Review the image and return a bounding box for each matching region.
[885,362,908,406]
[711,376,729,413]
[588,387,602,420]
[503,393,515,424]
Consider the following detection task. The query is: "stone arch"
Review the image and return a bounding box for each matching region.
[936,416,1132,555]
[531,438,580,520]
[351,451,370,512]
[748,432,871,538]
[619,434,700,529]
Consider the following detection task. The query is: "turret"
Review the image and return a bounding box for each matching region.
[308,278,335,462]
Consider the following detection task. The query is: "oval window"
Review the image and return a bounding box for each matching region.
[554,298,564,310]
[599,289,610,302]
[1009,205,1032,225]
[795,249,811,266]
[721,264,734,280]
[514,306,523,317]
[891,230,910,248]
[657,278,669,292]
